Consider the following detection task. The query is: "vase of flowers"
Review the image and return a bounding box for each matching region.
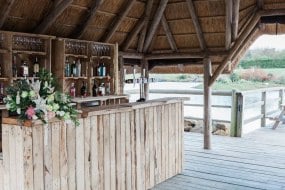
[4,69,79,126]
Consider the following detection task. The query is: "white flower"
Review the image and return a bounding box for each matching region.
[5,103,11,110]
[31,80,41,95]
[32,115,38,120]
[17,108,21,114]
[56,111,65,117]
[33,96,47,114]
[16,91,20,104]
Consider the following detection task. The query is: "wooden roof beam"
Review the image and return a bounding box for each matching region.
[161,14,178,52]
[186,0,207,51]
[137,0,154,53]
[34,0,73,34]
[257,0,264,9]
[231,0,240,41]
[71,0,104,39]
[0,0,16,28]
[225,0,233,50]
[101,0,136,43]
[122,17,145,51]
[143,0,169,53]
[209,13,260,86]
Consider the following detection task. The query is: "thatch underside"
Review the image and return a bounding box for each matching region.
[1,0,285,76]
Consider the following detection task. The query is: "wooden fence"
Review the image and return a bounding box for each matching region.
[148,87,285,137]
[0,99,184,190]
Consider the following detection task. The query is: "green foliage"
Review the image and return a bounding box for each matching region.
[229,72,240,82]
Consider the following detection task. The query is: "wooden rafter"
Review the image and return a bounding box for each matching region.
[71,0,104,39]
[34,0,73,34]
[101,0,136,43]
[143,0,169,53]
[186,0,207,51]
[231,0,240,41]
[0,0,16,28]
[161,14,178,52]
[122,17,145,51]
[209,13,260,86]
[225,0,233,50]
[257,0,264,9]
[137,0,154,53]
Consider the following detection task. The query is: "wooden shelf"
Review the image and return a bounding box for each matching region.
[0,49,8,54]
[12,50,46,55]
[64,76,88,80]
[90,76,111,80]
[0,77,9,81]
[91,55,112,60]
[12,77,39,80]
[65,54,88,59]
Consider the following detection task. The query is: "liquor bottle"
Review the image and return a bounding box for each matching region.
[71,61,76,77]
[65,58,70,77]
[101,62,106,76]
[92,80,97,97]
[105,78,111,96]
[12,55,17,77]
[80,81,87,97]
[76,59,81,77]
[0,83,4,104]
[98,83,105,96]
[21,60,29,77]
[33,56,39,77]
[70,82,76,97]
[97,63,101,76]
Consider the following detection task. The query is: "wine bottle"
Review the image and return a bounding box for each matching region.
[70,82,76,97]
[92,80,97,97]
[65,58,70,77]
[76,59,81,77]
[33,56,39,77]
[12,55,17,77]
[71,61,76,77]
[80,81,87,97]
[21,60,29,78]
[101,62,106,76]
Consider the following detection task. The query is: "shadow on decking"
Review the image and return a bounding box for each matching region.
[152,125,285,190]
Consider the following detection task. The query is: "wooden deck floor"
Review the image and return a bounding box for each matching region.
[152,125,285,190]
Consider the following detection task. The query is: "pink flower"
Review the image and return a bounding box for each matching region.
[25,106,36,119]
[47,111,56,119]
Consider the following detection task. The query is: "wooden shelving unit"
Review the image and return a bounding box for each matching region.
[52,38,119,97]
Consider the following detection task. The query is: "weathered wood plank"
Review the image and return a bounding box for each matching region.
[125,111,132,190]
[84,118,91,190]
[66,123,76,190]
[23,126,33,190]
[52,122,60,190]
[130,110,136,190]
[103,114,111,190]
[98,115,104,190]
[149,107,155,187]
[139,108,146,189]
[110,113,116,190]
[120,112,126,190]
[2,125,10,190]
[33,124,44,190]
[90,116,99,190]
[44,123,53,190]
[60,122,68,190]
[115,113,122,190]
[9,126,16,190]
[15,125,24,190]
[76,119,85,190]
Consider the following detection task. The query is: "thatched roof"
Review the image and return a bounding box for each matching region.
[1,0,285,78]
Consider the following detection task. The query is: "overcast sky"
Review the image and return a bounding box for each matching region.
[250,34,285,50]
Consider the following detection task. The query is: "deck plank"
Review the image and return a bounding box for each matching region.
[152,126,285,190]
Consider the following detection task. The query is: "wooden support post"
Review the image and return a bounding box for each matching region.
[230,90,238,137]
[236,92,244,137]
[203,57,212,149]
[232,0,240,41]
[261,91,267,127]
[225,0,233,50]
[119,55,125,94]
[142,59,149,100]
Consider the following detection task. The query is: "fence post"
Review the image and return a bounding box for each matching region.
[231,91,244,137]
[230,90,237,137]
[261,91,267,127]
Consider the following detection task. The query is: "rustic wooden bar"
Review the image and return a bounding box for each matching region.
[0,97,186,190]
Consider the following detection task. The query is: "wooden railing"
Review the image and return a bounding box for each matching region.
[146,87,285,137]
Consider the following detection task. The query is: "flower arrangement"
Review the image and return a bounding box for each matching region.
[4,69,79,126]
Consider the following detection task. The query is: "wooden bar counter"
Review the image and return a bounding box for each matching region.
[0,97,186,190]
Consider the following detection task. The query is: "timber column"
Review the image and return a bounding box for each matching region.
[203,57,212,149]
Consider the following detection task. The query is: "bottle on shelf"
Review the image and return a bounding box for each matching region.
[0,83,4,104]
[98,83,105,96]
[97,63,101,76]
[12,55,17,77]
[65,58,70,77]
[76,59,81,77]
[92,80,97,97]
[33,56,40,77]
[80,81,87,97]
[21,60,29,78]
[70,82,76,97]
[71,61,76,77]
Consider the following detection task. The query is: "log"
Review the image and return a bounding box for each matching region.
[161,14,178,52]
[203,57,212,149]
[186,0,207,50]
[143,0,169,52]
[101,0,136,42]
[34,0,73,34]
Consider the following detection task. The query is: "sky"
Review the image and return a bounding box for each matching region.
[249,34,285,50]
